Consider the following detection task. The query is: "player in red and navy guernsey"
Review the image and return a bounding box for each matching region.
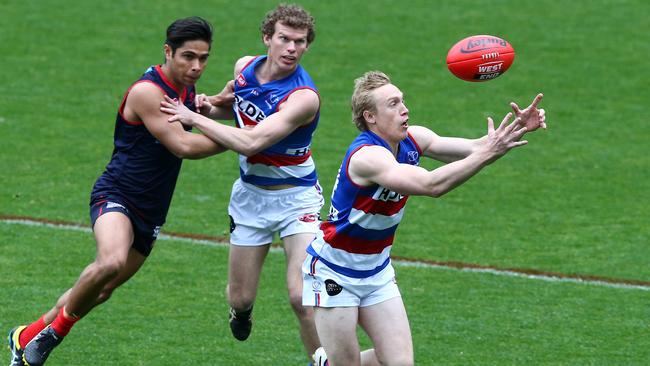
[160,4,324,363]
[302,71,547,366]
[8,17,233,366]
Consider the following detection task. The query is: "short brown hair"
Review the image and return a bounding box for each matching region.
[351,71,392,131]
[260,3,316,44]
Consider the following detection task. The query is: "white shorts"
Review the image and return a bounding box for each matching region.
[302,254,401,308]
[228,179,324,246]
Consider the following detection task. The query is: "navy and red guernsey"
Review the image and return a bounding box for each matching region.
[232,55,319,187]
[90,65,195,225]
[307,130,422,278]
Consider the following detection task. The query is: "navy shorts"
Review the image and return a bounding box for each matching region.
[90,197,161,257]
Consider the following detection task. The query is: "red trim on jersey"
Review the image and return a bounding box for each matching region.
[118,80,165,126]
[274,86,320,127]
[321,221,394,255]
[407,132,423,155]
[352,194,407,216]
[344,144,373,189]
[236,110,259,128]
[155,65,188,101]
[246,151,312,167]
[274,86,318,113]
[240,56,260,73]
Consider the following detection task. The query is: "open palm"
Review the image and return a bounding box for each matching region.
[511,93,547,132]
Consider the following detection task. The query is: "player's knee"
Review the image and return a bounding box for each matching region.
[378,352,413,366]
[331,349,360,365]
[95,286,116,305]
[288,292,310,318]
[94,257,125,281]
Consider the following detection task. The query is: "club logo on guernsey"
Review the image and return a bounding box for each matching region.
[236,73,246,87]
[265,93,279,109]
[235,95,266,123]
[407,150,419,163]
[373,186,404,202]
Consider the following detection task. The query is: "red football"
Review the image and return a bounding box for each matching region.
[446,35,515,82]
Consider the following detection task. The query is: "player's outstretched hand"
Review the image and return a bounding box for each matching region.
[482,112,528,164]
[161,95,199,127]
[511,93,547,132]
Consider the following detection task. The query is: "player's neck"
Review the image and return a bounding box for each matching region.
[369,128,399,156]
[256,57,297,84]
[159,64,185,93]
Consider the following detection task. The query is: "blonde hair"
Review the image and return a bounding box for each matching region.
[260,3,316,44]
[351,71,391,131]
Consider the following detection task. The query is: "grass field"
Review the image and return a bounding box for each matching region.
[1,0,649,364]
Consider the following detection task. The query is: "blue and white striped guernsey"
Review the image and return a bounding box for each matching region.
[307,130,422,278]
[232,56,320,187]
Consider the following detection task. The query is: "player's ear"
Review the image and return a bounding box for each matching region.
[262,33,271,47]
[163,44,173,63]
[363,110,375,125]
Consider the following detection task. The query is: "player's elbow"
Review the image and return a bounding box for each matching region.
[238,140,265,157]
[428,189,445,198]
[168,142,195,159]
[424,182,448,198]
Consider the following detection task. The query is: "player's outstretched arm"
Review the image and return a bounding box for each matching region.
[408,125,484,163]
[408,93,546,163]
[125,82,227,159]
[352,112,528,198]
[160,89,319,156]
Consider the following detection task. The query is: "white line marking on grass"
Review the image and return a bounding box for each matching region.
[3,217,649,292]
[4,218,93,233]
[397,261,650,291]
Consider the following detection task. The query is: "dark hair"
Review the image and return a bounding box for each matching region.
[165,16,213,54]
[260,3,315,44]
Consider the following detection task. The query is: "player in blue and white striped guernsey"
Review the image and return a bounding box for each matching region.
[303,71,547,366]
[159,4,325,363]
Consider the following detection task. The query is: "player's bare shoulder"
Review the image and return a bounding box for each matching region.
[278,88,320,124]
[348,144,397,186]
[234,56,257,76]
[407,125,439,147]
[123,81,165,122]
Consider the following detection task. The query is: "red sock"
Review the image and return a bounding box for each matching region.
[19,315,47,347]
[50,307,79,337]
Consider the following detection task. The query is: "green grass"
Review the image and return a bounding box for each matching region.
[1,0,649,364]
[2,223,648,365]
